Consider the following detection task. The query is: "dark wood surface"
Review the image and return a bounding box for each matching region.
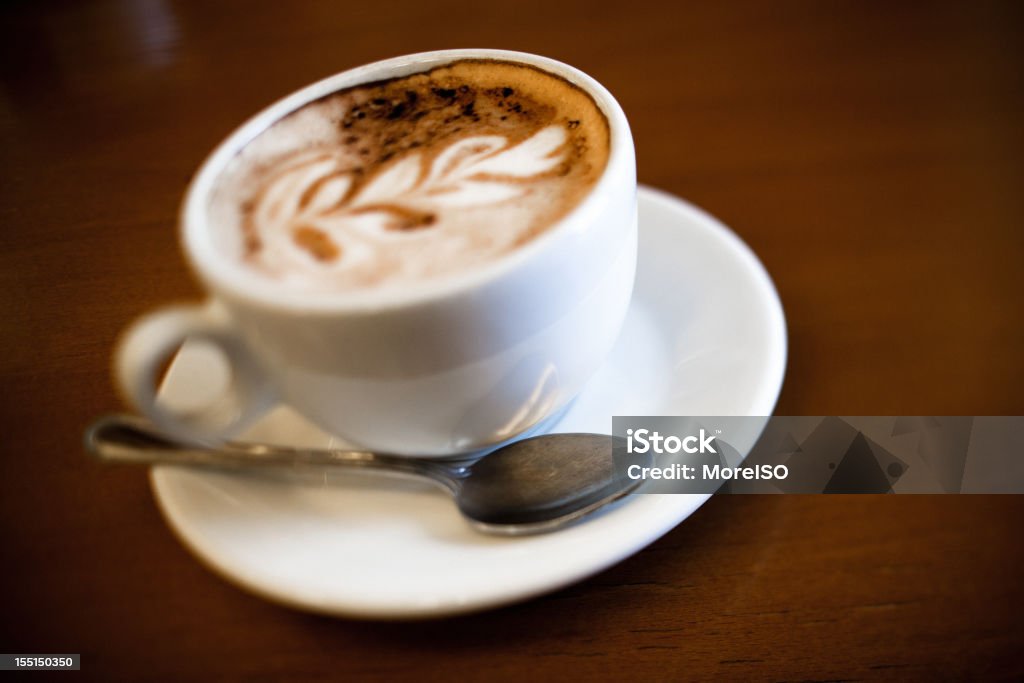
[2,1,1022,680]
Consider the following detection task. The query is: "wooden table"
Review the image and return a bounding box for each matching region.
[2,1,1022,679]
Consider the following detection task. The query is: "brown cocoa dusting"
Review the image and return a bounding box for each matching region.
[325,67,580,184]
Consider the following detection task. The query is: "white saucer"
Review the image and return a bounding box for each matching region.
[150,186,787,619]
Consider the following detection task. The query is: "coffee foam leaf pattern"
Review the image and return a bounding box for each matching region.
[346,125,566,210]
[250,125,569,272]
[425,180,524,207]
[459,126,567,178]
[352,155,423,206]
[303,173,353,214]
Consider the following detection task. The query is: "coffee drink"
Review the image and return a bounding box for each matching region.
[120,51,635,452]
[209,59,610,291]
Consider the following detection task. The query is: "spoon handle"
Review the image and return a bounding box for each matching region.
[84,414,463,489]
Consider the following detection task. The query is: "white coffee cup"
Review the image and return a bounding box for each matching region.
[116,49,637,456]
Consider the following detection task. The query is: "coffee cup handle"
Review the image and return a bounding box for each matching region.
[114,303,277,445]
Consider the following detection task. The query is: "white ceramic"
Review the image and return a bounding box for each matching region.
[116,49,637,455]
[150,187,787,619]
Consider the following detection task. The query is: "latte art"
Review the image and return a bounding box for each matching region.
[251,126,567,268]
[210,60,610,290]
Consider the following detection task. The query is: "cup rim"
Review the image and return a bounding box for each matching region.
[181,49,633,313]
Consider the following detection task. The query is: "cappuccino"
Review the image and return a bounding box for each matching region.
[209,59,610,291]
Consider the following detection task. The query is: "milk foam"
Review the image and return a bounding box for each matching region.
[208,60,610,291]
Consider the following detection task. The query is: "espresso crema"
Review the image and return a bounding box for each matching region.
[209,59,610,291]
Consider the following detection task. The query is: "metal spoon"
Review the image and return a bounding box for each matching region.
[85,414,643,536]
